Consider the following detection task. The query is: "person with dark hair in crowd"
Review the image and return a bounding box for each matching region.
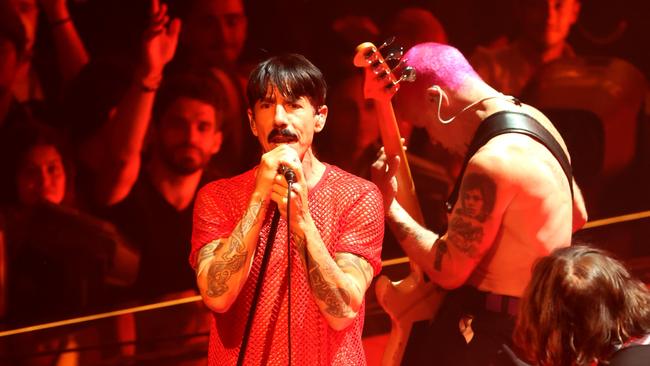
[191,53,384,365]
[470,0,581,96]
[172,0,260,177]
[76,0,180,207]
[175,0,247,72]
[386,6,448,52]
[93,71,226,364]
[315,71,380,179]
[370,42,588,365]
[515,245,650,366]
[0,120,137,365]
[102,72,225,301]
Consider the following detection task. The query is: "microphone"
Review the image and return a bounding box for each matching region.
[278,165,296,184]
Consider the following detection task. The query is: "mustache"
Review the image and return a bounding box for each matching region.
[268,128,298,142]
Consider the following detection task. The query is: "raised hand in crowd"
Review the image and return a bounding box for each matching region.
[80,0,181,206]
[138,0,181,91]
[37,0,88,85]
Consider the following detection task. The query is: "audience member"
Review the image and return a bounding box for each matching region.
[173,0,259,176]
[0,121,136,365]
[319,6,451,178]
[8,0,89,104]
[386,6,448,52]
[326,13,380,82]
[316,72,379,179]
[515,245,650,365]
[470,0,581,96]
[99,72,224,301]
[77,0,180,206]
[94,72,225,364]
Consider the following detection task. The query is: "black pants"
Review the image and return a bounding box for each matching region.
[402,286,526,366]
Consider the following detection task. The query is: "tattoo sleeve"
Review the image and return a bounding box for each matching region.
[392,220,428,243]
[196,240,221,274]
[294,234,307,260]
[335,253,373,290]
[205,199,264,297]
[306,250,353,318]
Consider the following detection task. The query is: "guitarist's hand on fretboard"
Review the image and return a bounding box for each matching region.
[371,145,403,214]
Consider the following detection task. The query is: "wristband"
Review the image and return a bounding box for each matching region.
[139,81,159,93]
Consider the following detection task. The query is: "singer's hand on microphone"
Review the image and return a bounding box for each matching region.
[255,145,308,233]
[271,173,310,236]
[255,145,302,196]
[277,165,296,184]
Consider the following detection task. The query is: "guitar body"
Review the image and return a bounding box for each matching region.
[353,42,446,366]
[375,272,445,365]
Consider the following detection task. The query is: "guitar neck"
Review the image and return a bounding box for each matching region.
[374,101,425,225]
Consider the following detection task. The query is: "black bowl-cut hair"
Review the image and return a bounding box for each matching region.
[246,53,327,110]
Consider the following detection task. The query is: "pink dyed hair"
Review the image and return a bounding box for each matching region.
[395,42,480,124]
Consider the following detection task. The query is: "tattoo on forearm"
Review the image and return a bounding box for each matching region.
[433,238,448,271]
[336,253,373,287]
[306,251,353,318]
[206,199,265,297]
[294,234,307,258]
[196,240,221,272]
[392,221,426,243]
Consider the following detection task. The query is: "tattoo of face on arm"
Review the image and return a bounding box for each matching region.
[206,199,265,297]
[448,172,496,259]
[306,251,353,318]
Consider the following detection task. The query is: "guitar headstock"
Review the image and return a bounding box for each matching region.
[353,39,416,102]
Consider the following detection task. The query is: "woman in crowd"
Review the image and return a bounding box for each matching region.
[515,245,650,366]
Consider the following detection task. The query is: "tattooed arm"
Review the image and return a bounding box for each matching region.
[294,224,375,331]
[384,200,440,277]
[193,146,306,312]
[385,156,513,289]
[194,191,270,313]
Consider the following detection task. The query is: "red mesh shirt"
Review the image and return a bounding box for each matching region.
[191,163,384,366]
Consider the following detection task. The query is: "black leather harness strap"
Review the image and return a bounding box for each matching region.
[446,110,574,212]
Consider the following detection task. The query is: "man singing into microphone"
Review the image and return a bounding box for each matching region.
[190,54,384,365]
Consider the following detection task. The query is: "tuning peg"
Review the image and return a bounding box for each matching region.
[378,36,396,51]
[384,47,404,62]
[386,66,416,91]
[399,66,417,83]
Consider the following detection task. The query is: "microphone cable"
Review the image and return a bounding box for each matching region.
[236,207,280,366]
[279,164,297,365]
[286,180,293,366]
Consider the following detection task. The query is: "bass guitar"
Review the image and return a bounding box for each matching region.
[353,41,446,366]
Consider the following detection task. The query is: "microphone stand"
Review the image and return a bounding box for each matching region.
[236,207,281,366]
[286,181,293,366]
[237,168,297,365]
